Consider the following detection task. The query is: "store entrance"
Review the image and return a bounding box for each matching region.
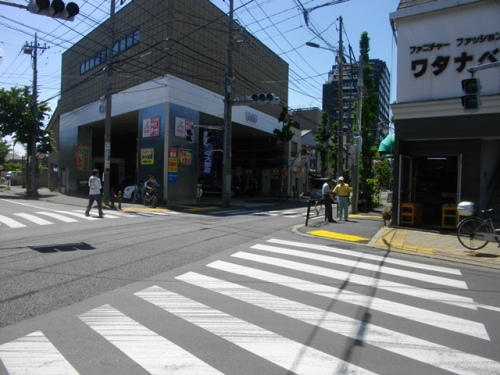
[414,156,459,227]
[398,154,462,227]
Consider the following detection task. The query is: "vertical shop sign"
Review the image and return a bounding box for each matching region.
[203,152,213,174]
[168,147,178,182]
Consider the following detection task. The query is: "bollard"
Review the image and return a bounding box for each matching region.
[118,190,122,210]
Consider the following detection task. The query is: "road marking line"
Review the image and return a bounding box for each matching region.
[14,213,53,225]
[80,304,223,375]
[232,252,477,309]
[36,212,78,223]
[207,260,489,340]
[55,211,99,220]
[268,238,461,275]
[252,244,467,289]
[137,286,376,375]
[176,273,500,375]
[0,331,79,375]
[0,214,26,228]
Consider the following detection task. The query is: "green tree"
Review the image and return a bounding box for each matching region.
[275,105,296,192]
[373,158,391,190]
[314,111,337,177]
[0,87,55,194]
[357,32,380,211]
[4,162,22,172]
[0,140,10,165]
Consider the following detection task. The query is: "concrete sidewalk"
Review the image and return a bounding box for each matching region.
[3,185,500,270]
[296,190,500,270]
[369,225,500,270]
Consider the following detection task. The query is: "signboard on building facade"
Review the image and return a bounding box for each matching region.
[140,148,154,165]
[179,148,193,166]
[174,117,193,138]
[142,116,160,138]
[74,146,90,171]
[168,147,178,182]
[395,5,499,102]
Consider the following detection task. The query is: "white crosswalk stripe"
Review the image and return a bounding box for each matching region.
[79,305,223,375]
[205,260,488,339]
[136,286,376,375]
[170,272,500,375]
[0,331,79,375]
[1,238,499,374]
[0,209,180,228]
[0,214,26,228]
[213,208,306,218]
[14,213,53,225]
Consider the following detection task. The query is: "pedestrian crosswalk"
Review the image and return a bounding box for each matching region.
[0,209,180,229]
[1,238,499,374]
[211,208,309,218]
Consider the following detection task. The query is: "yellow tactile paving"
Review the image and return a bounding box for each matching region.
[374,228,434,255]
[307,230,369,242]
[121,207,171,213]
[177,206,220,211]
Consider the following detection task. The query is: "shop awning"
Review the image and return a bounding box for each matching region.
[378,134,395,154]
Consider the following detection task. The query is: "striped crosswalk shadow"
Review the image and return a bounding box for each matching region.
[1,238,500,374]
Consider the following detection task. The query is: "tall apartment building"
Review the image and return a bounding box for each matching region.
[322,59,391,142]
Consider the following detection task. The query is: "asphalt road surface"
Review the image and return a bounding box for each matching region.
[1,196,500,374]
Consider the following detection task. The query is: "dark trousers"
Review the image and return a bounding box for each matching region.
[324,194,333,221]
[86,194,104,216]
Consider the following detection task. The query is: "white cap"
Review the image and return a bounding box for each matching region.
[338,176,344,181]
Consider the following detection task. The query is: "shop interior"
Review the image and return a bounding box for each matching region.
[401,156,458,228]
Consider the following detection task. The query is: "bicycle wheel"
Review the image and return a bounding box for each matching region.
[457,217,491,250]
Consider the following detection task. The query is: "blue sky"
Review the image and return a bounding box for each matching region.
[210,0,400,109]
[0,0,400,153]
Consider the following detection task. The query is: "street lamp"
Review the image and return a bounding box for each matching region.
[305,42,338,53]
[373,121,390,144]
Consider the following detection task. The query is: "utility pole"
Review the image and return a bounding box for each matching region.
[103,0,116,205]
[24,33,48,198]
[337,16,344,179]
[222,0,234,208]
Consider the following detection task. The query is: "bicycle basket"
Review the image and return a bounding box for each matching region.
[457,201,474,216]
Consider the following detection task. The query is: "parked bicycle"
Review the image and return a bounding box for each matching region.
[456,201,500,250]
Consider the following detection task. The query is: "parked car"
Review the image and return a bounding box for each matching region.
[310,177,337,202]
[122,185,137,200]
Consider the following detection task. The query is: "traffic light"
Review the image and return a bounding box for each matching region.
[203,130,215,145]
[28,0,80,21]
[185,128,194,143]
[251,93,280,105]
[461,78,481,112]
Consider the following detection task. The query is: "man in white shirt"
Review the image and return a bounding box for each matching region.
[85,169,104,218]
[322,178,336,223]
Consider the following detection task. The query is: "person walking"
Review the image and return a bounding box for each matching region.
[322,178,336,223]
[85,169,104,218]
[333,176,350,221]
